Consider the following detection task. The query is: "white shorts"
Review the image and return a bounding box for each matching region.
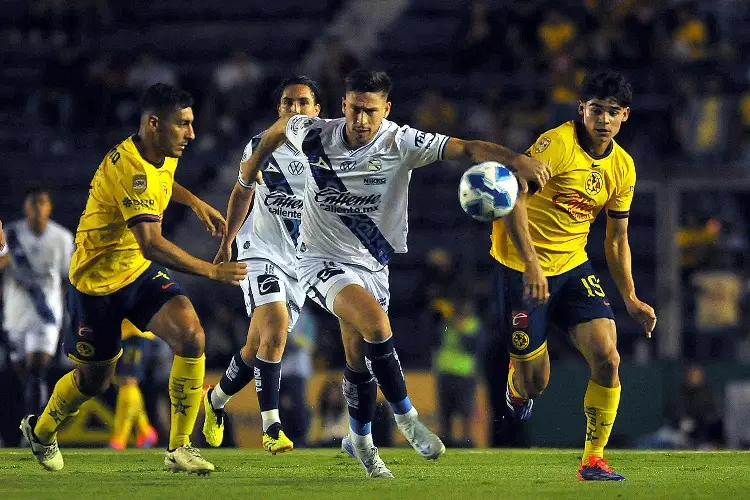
[295,257,390,317]
[7,322,60,362]
[239,258,307,331]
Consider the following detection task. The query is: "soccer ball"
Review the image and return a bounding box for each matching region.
[458,162,519,222]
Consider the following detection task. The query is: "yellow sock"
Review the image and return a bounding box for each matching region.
[34,370,91,444]
[133,386,153,435]
[507,362,525,399]
[582,380,621,463]
[168,354,205,450]
[111,384,140,445]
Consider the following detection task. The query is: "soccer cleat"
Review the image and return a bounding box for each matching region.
[341,434,356,459]
[164,445,215,475]
[262,422,294,455]
[20,415,64,471]
[201,386,225,447]
[136,426,158,449]
[397,417,446,460]
[506,363,534,421]
[349,438,393,478]
[109,439,126,450]
[578,456,626,481]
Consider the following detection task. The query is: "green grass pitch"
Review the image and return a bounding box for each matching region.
[2,448,749,499]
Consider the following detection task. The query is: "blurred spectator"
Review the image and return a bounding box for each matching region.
[451,0,502,73]
[547,53,583,105]
[617,3,662,68]
[315,377,348,447]
[84,51,128,126]
[417,247,459,330]
[279,306,317,447]
[537,8,577,58]
[25,47,83,130]
[669,3,712,62]
[676,214,721,269]
[200,50,264,144]
[692,251,744,360]
[125,49,177,92]
[317,36,360,118]
[434,298,480,447]
[204,303,247,367]
[413,89,458,137]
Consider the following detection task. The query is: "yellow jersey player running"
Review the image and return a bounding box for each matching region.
[491,71,656,481]
[19,83,247,474]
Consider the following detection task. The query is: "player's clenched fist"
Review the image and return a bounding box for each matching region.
[210,261,247,285]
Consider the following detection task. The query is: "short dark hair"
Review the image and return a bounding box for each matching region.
[140,83,194,117]
[272,76,322,106]
[24,186,50,200]
[344,69,392,97]
[580,70,633,107]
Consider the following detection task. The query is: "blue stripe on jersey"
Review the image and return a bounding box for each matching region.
[302,129,395,265]
[5,227,56,324]
[254,138,301,246]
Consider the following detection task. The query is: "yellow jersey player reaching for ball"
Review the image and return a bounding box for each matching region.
[491,70,656,481]
[19,83,247,474]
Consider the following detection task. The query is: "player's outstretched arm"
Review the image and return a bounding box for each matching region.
[238,114,294,188]
[605,216,656,337]
[504,194,549,303]
[130,220,246,285]
[443,138,551,192]
[172,181,227,237]
[214,182,257,264]
[0,220,8,269]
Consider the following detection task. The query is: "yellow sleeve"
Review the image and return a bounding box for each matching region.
[607,159,636,218]
[112,155,162,227]
[525,131,568,176]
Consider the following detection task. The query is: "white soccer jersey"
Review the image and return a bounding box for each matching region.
[284,115,449,271]
[2,219,74,332]
[235,134,309,277]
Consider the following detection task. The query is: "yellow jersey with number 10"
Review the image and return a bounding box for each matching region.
[69,136,178,295]
[490,121,636,276]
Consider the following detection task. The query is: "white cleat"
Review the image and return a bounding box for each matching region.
[164,445,215,475]
[350,439,393,478]
[341,434,356,459]
[20,415,64,471]
[398,417,446,460]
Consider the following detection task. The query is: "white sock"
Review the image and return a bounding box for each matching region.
[210,383,231,410]
[261,409,280,432]
[394,407,418,426]
[350,429,374,449]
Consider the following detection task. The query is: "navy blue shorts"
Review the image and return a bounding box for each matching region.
[65,264,185,365]
[495,261,614,362]
[116,335,155,381]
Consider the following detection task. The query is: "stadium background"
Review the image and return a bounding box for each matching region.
[1,0,750,450]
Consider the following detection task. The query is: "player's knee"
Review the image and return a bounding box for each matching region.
[592,348,620,382]
[358,313,391,342]
[258,331,286,354]
[174,320,205,358]
[521,377,548,399]
[76,367,114,396]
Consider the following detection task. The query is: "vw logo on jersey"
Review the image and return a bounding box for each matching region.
[288,160,304,176]
[339,160,356,172]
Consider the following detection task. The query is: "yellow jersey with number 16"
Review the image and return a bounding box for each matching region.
[490,121,636,276]
[69,136,178,295]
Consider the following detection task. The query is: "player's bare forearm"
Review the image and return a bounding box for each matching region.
[504,194,540,268]
[605,228,637,303]
[0,253,9,271]
[444,138,521,168]
[225,182,255,245]
[171,181,200,209]
[239,116,291,186]
[131,221,214,278]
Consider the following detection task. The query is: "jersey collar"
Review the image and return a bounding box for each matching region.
[574,122,613,161]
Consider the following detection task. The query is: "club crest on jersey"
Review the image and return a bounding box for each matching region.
[535,136,551,153]
[585,171,603,196]
[367,158,382,171]
[339,160,356,172]
[133,175,147,193]
[288,160,304,175]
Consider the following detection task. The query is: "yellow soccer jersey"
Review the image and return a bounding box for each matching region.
[70,136,178,295]
[491,121,636,276]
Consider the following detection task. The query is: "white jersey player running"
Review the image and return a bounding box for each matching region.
[0,188,74,420]
[234,69,552,478]
[203,77,322,455]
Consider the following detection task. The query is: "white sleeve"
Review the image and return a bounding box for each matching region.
[61,230,74,277]
[238,140,255,188]
[396,125,450,170]
[285,115,323,152]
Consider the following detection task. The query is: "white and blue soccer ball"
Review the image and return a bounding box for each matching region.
[458,161,519,222]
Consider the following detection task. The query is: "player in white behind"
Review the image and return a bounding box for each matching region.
[203,77,321,454]
[0,188,74,422]
[231,69,551,478]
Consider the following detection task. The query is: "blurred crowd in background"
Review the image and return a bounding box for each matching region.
[1,0,750,450]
